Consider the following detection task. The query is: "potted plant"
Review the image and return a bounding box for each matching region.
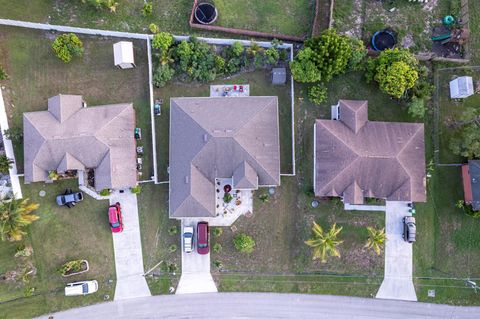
[57,259,89,277]
[223,192,233,204]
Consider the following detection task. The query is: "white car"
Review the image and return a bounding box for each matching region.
[183,226,194,253]
[65,280,98,296]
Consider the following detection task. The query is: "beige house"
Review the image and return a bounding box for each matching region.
[23,94,137,191]
[314,100,426,204]
[169,96,281,218]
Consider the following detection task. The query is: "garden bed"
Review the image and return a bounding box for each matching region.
[60,260,90,277]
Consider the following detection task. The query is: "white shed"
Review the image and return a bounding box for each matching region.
[113,41,135,69]
[449,76,474,99]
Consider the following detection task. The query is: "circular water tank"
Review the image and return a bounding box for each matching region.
[195,3,218,25]
[372,30,396,51]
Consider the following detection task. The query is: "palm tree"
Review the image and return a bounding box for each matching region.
[246,41,264,57]
[0,198,39,242]
[365,227,386,255]
[304,222,343,263]
[0,155,14,173]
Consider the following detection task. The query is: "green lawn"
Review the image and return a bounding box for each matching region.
[214,0,315,37]
[469,0,480,64]
[153,71,294,180]
[0,26,153,179]
[137,183,180,294]
[0,179,115,319]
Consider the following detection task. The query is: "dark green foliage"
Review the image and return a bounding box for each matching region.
[348,38,367,70]
[407,97,425,119]
[227,42,245,59]
[152,32,173,54]
[308,85,328,105]
[168,225,178,235]
[51,33,84,63]
[80,0,119,12]
[450,124,480,158]
[223,192,233,204]
[0,155,14,173]
[177,37,217,82]
[213,227,223,237]
[0,65,8,80]
[290,48,321,83]
[213,243,222,253]
[3,127,23,144]
[153,64,175,87]
[142,1,153,16]
[265,47,280,65]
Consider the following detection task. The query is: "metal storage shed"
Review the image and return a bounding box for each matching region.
[113,41,135,69]
[449,76,474,99]
[272,68,286,85]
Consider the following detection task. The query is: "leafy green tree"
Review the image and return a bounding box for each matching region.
[407,97,425,119]
[0,155,14,173]
[348,38,367,70]
[304,222,343,263]
[302,29,352,82]
[450,124,480,158]
[366,48,419,98]
[52,33,84,63]
[233,233,255,253]
[308,85,328,105]
[3,127,23,144]
[152,32,174,54]
[0,198,39,242]
[289,48,321,83]
[0,65,7,81]
[153,64,175,87]
[176,37,217,81]
[364,227,386,255]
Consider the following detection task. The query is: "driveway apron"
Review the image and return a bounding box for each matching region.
[376,201,417,301]
[176,219,218,294]
[110,191,151,300]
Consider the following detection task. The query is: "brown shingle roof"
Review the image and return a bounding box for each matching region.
[24,94,137,190]
[314,100,426,204]
[169,97,280,218]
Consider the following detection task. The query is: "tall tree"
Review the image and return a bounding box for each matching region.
[304,222,343,263]
[364,227,386,255]
[0,198,39,242]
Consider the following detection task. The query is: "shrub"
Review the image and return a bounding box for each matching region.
[233,234,255,253]
[153,64,175,87]
[308,85,328,105]
[168,244,177,253]
[213,227,223,237]
[215,55,225,73]
[3,127,23,144]
[348,38,367,70]
[213,243,222,253]
[258,194,269,203]
[52,33,84,63]
[57,260,83,275]
[82,0,119,12]
[24,287,35,297]
[149,23,159,34]
[0,65,8,80]
[290,48,321,83]
[168,226,178,235]
[48,170,59,181]
[0,155,14,174]
[265,47,280,65]
[168,263,178,273]
[225,57,241,74]
[213,260,223,268]
[152,32,173,54]
[15,244,32,257]
[178,37,217,81]
[131,185,142,194]
[228,42,245,58]
[99,188,110,196]
[407,97,425,119]
[142,1,153,16]
[223,192,233,204]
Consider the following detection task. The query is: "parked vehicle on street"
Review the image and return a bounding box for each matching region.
[402,216,416,243]
[197,222,209,255]
[183,226,194,253]
[108,202,123,233]
[64,280,98,296]
[56,189,83,208]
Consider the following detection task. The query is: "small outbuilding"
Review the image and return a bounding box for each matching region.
[272,68,286,85]
[113,41,135,69]
[449,76,474,99]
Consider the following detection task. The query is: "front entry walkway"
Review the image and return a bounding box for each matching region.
[376,201,417,301]
[110,191,151,300]
[176,219,217,294]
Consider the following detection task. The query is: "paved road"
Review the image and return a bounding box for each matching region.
[39,293,480,319]
[109,191,151,300]
[376,201,417,301]
[176,219,217,294]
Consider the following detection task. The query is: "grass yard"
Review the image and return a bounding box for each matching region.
[213,0,315,37]
[435,67,480,164]
[153,70,294,181]
[0,179,115,319]
[137,183,181,294]
[470,0,480,64]
[0,26,153,180]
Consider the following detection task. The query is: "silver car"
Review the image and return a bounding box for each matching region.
[183,226,194,253]
[403,216,416,243]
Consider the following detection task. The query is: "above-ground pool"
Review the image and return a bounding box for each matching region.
[372,30,396,51]
[194,2,218,25]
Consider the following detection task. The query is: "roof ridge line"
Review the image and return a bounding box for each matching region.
[319,156,361,194]
[93,104,132,142]
[316,120,361,157]
[233,97,276,138]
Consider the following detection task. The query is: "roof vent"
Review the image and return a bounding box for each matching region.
[203,134,208,142]
[185,176,189,184]
[473,177,477,184]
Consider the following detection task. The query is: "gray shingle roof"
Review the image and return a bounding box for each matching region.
[314,100,426,204]
[169,97,280,218]
[24,94,137,191]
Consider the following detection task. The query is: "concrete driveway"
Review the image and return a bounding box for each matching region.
[376,201,417,301]
[176,219,217,294]
[109,191,151,300]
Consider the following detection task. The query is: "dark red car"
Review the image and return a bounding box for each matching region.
[108,202,123,233]
[197,222,209,255]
